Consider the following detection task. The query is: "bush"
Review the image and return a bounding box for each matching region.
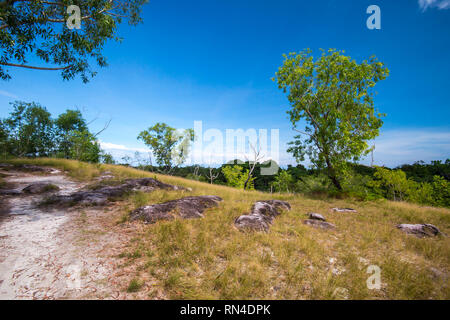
[294,174,334,195]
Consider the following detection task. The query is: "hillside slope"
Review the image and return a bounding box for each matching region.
[1,158,449,300]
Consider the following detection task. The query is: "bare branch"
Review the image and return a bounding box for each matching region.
[0,62,71,70]
[93,118,112,137]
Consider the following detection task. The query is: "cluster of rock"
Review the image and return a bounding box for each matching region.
[234,200,291,232]
[1,163,446,239]
[45,177,186,206]
[303,212,336,230]
[129,195,223,224]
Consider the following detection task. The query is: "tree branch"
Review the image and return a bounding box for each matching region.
[0,62,71,70]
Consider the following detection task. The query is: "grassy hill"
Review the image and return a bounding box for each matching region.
[3,158,449,299]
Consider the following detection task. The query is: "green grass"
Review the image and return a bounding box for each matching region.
[127,278,144,293]
[5,158,450,300]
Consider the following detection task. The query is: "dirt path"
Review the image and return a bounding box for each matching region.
[0,169,131,299]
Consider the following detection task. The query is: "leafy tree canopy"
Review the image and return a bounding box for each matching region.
[137,122,194,173]
[3,101,55,157]
[0,0,148,82]
[274,48,389,190]
[221,165,254,190]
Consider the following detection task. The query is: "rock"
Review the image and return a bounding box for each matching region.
[0,189,21,196]
[429,267,446,280]
[396,224,442,238]
[303,219,336,230]
[332,207,357,213]
[22,183,59,194]
[308,212,326,221]
[96,171,115,180]
[129,195,223,223]
[14,164,54,173]
[44,177,186,206]
[234,200,291,232]
[234,214,271,232]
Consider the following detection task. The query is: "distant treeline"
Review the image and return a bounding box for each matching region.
[1,101,448,208]
[136,159,450,208]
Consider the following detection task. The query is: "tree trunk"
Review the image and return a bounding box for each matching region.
[325,156,342,191]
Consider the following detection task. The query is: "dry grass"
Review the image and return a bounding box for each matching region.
[5,158,450,300]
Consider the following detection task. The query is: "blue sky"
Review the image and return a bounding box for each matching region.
[1,0,450,167]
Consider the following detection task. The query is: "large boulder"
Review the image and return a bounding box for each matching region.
[234,200,291,232]
[44,177,186,206]
[396,224,442,238]
[22,183,59,194]
[129,195,223,224]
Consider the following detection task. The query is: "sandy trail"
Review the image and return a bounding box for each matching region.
[0,170,120,299]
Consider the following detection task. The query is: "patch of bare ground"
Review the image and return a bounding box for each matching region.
[0,168,157,299]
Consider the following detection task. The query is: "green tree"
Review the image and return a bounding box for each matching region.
[0,120,8,157]
[274,49,389,190]
[368,167,413,201]
[55,109,88,158]
[0,0,147,82]
[68,129,101,162]
[221,165,254,189]
[272,170,294,193]
[137,123,194,174]
[100,152,116,164]
[3,101,55,157]
[430,175,450,207]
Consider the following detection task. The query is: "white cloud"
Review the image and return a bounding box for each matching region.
[0,90,18,99]
[99,141,148,153]
[418,0,450,11]
[365,129,450,167]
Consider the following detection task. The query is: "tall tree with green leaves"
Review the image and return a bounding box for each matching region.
[274,48,389,190]
[67,129,102,162]
[137,122,194,174]
[3,101,55,157]
[0,0,147,82]
[55,109,88,158]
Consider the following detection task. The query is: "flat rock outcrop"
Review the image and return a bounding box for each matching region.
[303,212,335,230]
[129,195,223,224]
[44,177,186,206]
[0,163,54,173]
[303,219,336,230]
[396,224,442,238]
[22,183,59,194]
[332,207,357,213]
[234,200,291,232]
[0,189,21,196]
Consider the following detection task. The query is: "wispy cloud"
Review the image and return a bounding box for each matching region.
[99,141,149,153]
[0,90,18,99]
[418,0,450,11]
[367,129,450,167]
